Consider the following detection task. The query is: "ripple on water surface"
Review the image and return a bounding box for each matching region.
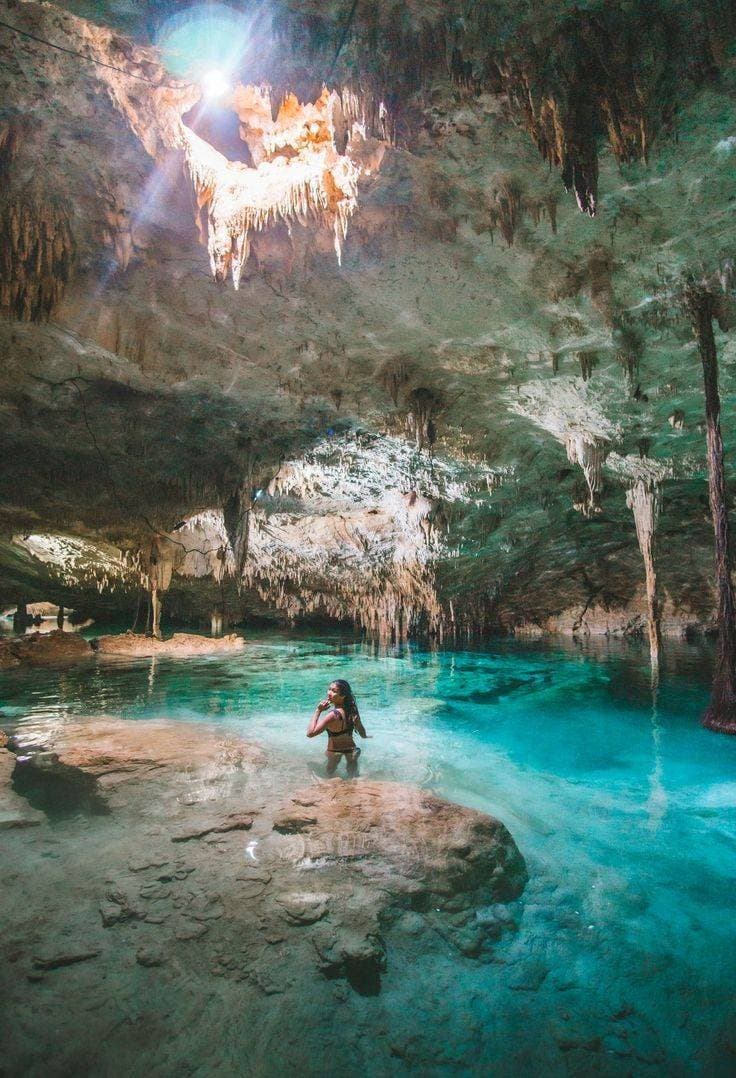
[2,629,736,1071]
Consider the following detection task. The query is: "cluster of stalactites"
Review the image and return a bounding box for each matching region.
[565,432,608,517]
[0,197,74,321]
[180,86,365,289]
[242,552,446,643]
[171,512,233,583]
[448,2,736,216]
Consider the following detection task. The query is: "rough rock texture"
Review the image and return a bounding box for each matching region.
[1,717,527,1072]
[512,587,709,639]
[94,631,245,657]
[0,628,93,669]
[273,781,527,963]
[1,0,735,641]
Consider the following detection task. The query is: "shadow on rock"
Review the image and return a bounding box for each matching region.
[10,748,110,818]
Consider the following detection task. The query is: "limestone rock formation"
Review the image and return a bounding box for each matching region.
[94,630,245,657]
[0,629,93,669]
[0,0,735,658]
[2,718,527,1022]
[273,780,528,908]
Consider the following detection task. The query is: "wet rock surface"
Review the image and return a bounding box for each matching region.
[0,747,45,829]
[94,632,246,657]
[0,717,529,1072]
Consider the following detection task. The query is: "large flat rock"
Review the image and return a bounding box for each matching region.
[274,780,528,908]
[94,632,246,658]
[2,717,527,1015]
[8,719,265,782]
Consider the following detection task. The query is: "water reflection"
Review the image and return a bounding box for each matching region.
[1,628,734,1069]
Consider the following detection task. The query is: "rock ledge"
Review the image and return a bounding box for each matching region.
[94,632,245,657]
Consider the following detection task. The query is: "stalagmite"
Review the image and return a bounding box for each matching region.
[685,284,736,734]
[626,479,662,673]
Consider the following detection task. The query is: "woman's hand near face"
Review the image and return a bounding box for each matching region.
[316,699,330,713]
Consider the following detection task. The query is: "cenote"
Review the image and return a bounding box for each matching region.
[3,629,736,1075]
[5,1,736,1075]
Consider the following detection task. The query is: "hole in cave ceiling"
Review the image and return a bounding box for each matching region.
[181,101,254,166]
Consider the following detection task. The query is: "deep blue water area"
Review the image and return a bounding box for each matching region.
[2,630,735,1073]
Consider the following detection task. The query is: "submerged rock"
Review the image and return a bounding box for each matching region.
[2,717,527,1008]
[94,632,245,658]
[3,720,265,820]
[170,813,254,843]
[273,780,528,907]
[32,950,100,971]
[0,748,45,829]
[8,720,265,784]
[270,780,528,990]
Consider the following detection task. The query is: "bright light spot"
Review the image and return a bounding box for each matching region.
[202,69,230,100]
[156,2,255,80]
[714,135,736,157]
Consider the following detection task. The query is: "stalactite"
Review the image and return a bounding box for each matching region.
[405,388,441,452]
[102,196,133,271]
[565,433,607,517]
[222,462,257,583]
[180,85,367,288]
[377,357,412,406]
[0,197,75,321]
[613,324,644,396]
[526,194,559,236]
[490,179,523,246]
[626,479,663,673]
[577,352,597,382]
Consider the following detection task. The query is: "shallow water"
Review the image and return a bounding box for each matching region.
[2,630,736,1074]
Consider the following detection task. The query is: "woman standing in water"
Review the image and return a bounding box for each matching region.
[307,679,369,775]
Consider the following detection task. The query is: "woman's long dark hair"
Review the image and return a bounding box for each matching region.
[332,679,359,725]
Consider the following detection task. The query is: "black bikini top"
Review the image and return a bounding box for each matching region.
[325,709,354,738]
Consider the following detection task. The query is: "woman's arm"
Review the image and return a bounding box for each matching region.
[307,701,335,738]
[353,711,369,738]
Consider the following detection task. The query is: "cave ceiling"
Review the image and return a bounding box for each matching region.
[1,0,735,632]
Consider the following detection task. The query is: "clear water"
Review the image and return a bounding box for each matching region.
[2,630,736,1073]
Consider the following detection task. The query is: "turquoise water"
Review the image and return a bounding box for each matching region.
[2,630,736,1072]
